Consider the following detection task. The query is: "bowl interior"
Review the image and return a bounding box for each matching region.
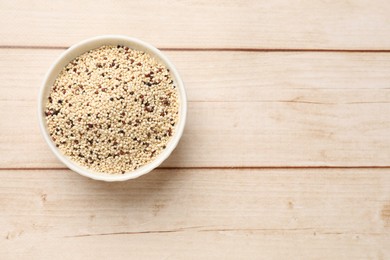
[38,35,187,181]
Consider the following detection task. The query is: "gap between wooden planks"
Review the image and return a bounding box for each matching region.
[1,49,390,168]
[4,46,390,52]
[1,0,390,49]
[0,168,389,259]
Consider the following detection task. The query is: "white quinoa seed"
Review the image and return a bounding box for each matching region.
[45,45,179,174]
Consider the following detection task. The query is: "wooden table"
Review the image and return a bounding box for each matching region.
[1,1,390,259]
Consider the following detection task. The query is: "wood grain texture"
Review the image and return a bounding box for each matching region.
[0,169,389,259]
[1,1,389,259]
[1,49,390,168]
[1,1,390,49]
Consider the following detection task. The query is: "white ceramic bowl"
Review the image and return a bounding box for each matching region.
[38,35,187,181]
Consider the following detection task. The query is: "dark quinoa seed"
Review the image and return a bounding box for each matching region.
[162,99,170,106]
[145,106,154,113]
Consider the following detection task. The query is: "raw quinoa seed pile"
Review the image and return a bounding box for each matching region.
[45,45,179,174]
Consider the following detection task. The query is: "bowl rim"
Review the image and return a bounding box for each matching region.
[38,35,187,182]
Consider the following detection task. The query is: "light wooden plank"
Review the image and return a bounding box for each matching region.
[0,169,389,259]
[1,1,390,49]
[1,49,390,167]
